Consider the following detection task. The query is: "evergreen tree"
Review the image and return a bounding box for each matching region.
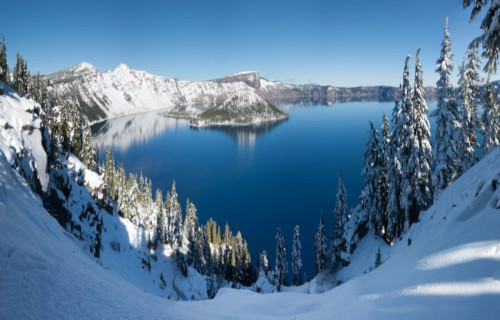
[402,48,434,227]
[378,112,390,238]
[457,47,483,175]
[360,122,383,234]
[274,227,287,290]
[104,148,115,197]
[463,0,500,74]
[386,97,403,242]
[398,54,416,234]
[0,35,7,83]
[184,200,199,265]
[81,119,96,170]
[481,79,500,155]
[30,71,48,109]
[432,18,460,197]
[332,169,348,271]
[60,106,71,152]
[314,211,328,274]
[258,250,270,276]
[72,118,82,157]
[291,225,302,286]
[21,57,30,95]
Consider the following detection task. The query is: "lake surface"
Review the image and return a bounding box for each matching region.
[93,101,436,279]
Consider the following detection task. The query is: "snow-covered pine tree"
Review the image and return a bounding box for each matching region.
[481,79,500,155]
[402,48,434,227]
[332,169,349,271]
[386,97,403,242]
[71,118,82,158]
[81,119,96,170]
[463,0,500,74]
[183,199,199,265]
[274,227,287,290]
[202,225,212,274]
[142,178,157,240]
[398,54,416,234]
[0,35,7,83]
[314,211,328,274]
[104,148,115,198]
[259,250,270,276]
[457,46,483,176]
[360,121,383,235]
[432,18,460,197]
[378,112,390,238]
[13,53,30,95]
[291,225,302,286]
[115,163,126,209]
[166,181,182,248]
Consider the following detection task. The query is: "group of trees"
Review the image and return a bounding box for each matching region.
[262,224,303,290]
[358,16,499,246]
[269,170,350,289]
[0,36,50,110]
[103,150,256,287]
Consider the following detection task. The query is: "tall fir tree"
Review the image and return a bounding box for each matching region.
[398,54,416,233]
[332,169,348,271]
[184,200,199,265]
[386,97,403,242]
[0,35,7,83]
[481,79,500,156]
[72,118,82,157]
[360,122,384,235]
[378,112,390,239]
[81,119,96,170]
[274,227,287,290]
[314,211,328,274]
[457,47,483,175]
[258,250,270,276]
[432,18,460,197]
[402,48,434,227]
[104,147,115,197]
[291,225,302,286]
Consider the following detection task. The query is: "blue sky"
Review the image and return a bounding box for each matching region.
[2,0,487,86]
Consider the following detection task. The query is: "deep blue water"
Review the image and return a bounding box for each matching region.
[93,101,436,280]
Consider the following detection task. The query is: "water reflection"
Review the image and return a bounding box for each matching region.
[191,119,287,150]
[92,110,189,151]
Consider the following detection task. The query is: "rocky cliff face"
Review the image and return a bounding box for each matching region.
[47,63,437,122]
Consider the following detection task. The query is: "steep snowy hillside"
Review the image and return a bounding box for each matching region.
[0,82,210,311]
[1,85,498,320]
[190,91,288,127]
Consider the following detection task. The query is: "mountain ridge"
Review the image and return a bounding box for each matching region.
[46,62,437,122]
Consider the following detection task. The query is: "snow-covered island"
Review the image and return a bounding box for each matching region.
[189,91,289,127]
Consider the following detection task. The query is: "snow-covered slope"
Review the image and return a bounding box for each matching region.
[48,63,259,122]
[0,82,48,192]
[190,91,289,127]
[1,83,499,320]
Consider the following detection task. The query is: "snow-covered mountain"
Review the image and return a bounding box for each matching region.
[47,63,437,123]
[190,91,288,127]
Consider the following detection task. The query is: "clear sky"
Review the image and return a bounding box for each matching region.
[1,0,488,87]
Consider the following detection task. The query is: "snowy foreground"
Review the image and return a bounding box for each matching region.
[1,147,499,319]
[1,82,500,318]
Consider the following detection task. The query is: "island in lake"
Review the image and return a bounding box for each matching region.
[190,91,289,127]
